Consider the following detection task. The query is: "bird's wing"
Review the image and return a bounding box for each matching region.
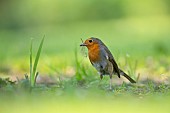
[101,45,120,78]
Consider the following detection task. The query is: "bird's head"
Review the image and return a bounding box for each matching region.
[80,37,102,49]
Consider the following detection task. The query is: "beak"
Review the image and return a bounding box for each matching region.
[80,43,87,46]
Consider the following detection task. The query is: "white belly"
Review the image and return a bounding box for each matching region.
[92,61,107,72]
[93,63,101,72]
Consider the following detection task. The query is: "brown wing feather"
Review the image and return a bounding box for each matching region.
[109,58,120,78]
[102,45,120,78]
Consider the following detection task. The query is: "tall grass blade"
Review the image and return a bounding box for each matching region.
[30,39,33,85]
[34,72,39,86]
[74,47,83,80]
[31,36,45,87]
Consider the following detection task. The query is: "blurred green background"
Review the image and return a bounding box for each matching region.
[0,0,170,77]
[1,1,170,113]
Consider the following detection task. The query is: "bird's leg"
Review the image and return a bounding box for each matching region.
[98,74,103,87]
[100,74,103,80]
[109,75,113,90]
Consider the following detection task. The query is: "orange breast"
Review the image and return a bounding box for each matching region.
[88,44,100,63]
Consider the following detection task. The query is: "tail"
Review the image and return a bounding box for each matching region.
[119,69,136,83]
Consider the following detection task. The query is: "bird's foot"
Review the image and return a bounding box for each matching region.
[106,86,114,92]
[109,85,112,90]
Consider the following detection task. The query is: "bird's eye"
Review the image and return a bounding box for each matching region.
[89,40,93,43]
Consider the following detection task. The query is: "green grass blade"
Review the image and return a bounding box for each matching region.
[74,47,83,80]
[30,39,33,85]
[31,36,45,87]
[34,72,39,86]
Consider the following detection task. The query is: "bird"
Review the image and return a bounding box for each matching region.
[80,37,136,89]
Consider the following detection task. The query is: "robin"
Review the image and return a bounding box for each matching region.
[80,37,136,89]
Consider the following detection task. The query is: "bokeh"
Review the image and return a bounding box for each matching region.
[0,1,170,113]
[1,0,170,75]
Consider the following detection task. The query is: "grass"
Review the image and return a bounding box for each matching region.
[0,75,170,113]
[1,93,170,113]
[30,37,45,87]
